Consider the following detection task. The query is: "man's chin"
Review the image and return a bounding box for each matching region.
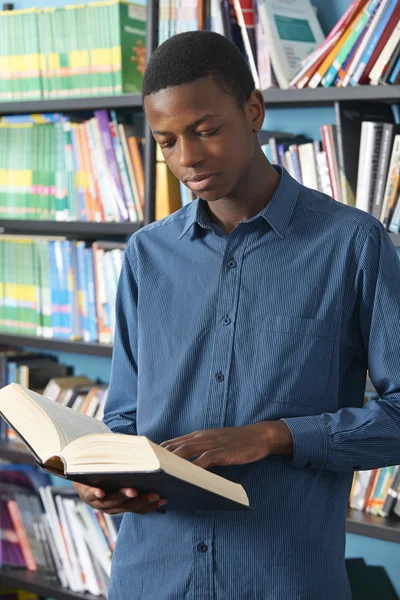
[197,190,226,202]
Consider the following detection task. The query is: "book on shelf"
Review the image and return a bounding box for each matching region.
[256,0,325,89]
[0,236,125,343]
[260,115,400,234]
[0,1,146,101]
[0,464,119,595]
[290,0,400,89]
[0,383,251,513]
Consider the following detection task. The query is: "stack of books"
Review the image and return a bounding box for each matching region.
[0,464,120,596]
[291,0,400,89]
[0,0,146,101]
[0,237,125,343]
[262,112,400,233]
[158,0,326,90]
[350,465,400,519]
[0,111,144,223]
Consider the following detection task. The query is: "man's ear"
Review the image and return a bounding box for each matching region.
[247,89,265,134]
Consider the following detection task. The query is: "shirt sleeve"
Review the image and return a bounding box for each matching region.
[281,221,400,472]
[102,246,138,436]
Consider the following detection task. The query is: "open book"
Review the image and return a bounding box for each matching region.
[0,383,250,512]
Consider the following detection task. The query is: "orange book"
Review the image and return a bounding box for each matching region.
[127,136,145,216]
[80,385,98,415]
[7,499,37,572]
[308,13,365,89]
[291,0,367,88]
[156,159,182,221]
[82,122,106,221]
[364,469,381,512]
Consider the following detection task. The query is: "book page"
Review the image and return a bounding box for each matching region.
[0,384,111,463]
[19,385,111,448]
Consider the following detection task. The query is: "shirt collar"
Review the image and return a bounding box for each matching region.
[178,166,299,240]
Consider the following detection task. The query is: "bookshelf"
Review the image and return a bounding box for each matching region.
[0,513,397,600]
[0,220,143,238]
[0,569,104,600]
[1,1,400,598]
[261,85,400,107]
[0,334,113,356]
[0,93,143,115]
[0,85,399,113]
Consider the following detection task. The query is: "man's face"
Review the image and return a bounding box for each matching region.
[144,77,257,201]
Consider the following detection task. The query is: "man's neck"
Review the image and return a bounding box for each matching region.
[204,155,281,235]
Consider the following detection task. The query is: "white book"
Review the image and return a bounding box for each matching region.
[56,494,86,592]
[298,143,318,191]
[63,498,102,596]
[210,0,225,34]
[356,122,377,213]
[75,503,112,577]
[256,0,325,89]
[369,21,400,85]
[316,151,333,197]
[39,486,77,591]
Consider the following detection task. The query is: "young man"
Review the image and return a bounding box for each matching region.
[74,31,400,599]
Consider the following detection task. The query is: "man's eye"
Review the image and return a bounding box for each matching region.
[160,140,176,149]
[199,127,220,137]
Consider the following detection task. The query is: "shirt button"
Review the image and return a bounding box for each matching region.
[197,542,208,553]
[222,316,231,325]
[227,259,236,268]
[304,461,312,469]
[216,372,224,382]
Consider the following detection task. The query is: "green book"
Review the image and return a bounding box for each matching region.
[119,0,146,94]
[37,239,52,337]
[0,12,6,100]
[21,9,41,99]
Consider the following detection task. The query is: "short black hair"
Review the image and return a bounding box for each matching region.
[142,30,255,110]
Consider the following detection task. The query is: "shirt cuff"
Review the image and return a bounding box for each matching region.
[280,414,329,470]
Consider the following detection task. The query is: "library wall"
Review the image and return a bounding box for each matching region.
[11,0,400,595]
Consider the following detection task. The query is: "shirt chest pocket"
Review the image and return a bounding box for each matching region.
[253,315,336,407]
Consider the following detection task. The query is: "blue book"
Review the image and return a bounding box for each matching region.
[389,55,400,84]
[61,241,73,340]
[0,113,65,124]
[7,362,17,384]
[85,248,98,342]
[48,241,61,338]
[76,242,89,341]
[351,0,399,86]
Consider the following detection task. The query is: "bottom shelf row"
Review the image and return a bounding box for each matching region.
[0,510,399,600]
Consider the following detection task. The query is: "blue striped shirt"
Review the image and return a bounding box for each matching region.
[104,166,400,600]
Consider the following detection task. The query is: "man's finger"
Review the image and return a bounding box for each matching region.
[169,441,212,459]
[99,492,161,513]
[84,488,129,505]
[192,450,223,469]
[160,430,209,447]
[135,499,168,515]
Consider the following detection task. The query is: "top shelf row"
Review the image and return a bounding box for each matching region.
[0,85,399,114]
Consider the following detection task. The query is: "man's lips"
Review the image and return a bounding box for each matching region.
[184,174,218,191]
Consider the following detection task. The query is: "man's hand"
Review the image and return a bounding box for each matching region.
[160,421,293,469]
[73,482,167,515]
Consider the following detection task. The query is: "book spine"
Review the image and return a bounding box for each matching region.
[94,109,127,219]
[359,3,400,85]
[342,0,391,87]
[321,0,380,88]
[372,123,394,220]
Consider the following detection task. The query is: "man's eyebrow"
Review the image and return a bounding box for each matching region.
[153,113,221,136]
